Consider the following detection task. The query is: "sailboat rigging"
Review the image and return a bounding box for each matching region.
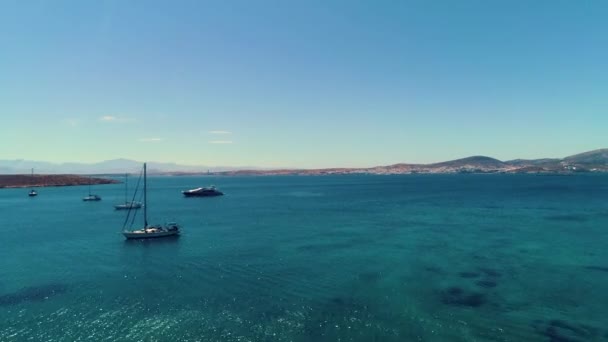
[83,176,102,201]
[122,163,180,239]
[114,173,142,210]
[28,168,37,197]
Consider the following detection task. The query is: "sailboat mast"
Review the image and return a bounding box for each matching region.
[143,163,148,228]
[124,173,128,203]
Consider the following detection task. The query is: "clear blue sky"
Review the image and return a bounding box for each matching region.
[1,0,607,168]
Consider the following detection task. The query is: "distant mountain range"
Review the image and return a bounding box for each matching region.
[2,149,607,175]
[0,158,256,175]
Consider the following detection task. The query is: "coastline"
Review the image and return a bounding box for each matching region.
[0,175,119,189]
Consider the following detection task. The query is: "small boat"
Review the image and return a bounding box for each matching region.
[28,168,38,197]
[182,186,223,197]
[114,202,142,210]
[123,223,180,239]
[123,163,180,239]
[83,194,102,201]
[114,173,142,210]
[83,176,102,201]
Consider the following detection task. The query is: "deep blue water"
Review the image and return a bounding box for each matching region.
[1,174,608,341]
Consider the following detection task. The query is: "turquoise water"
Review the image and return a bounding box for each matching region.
[1,174,607,341]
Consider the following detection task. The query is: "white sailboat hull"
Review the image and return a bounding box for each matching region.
[114,202,143,210]
[123,228,179,239]
[121,163,182,240]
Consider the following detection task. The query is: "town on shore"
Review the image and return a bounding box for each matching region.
[185,148,608,176]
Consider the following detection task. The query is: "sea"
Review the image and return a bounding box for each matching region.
[1,174,607,341]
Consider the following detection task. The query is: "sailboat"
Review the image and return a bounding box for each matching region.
[28,168,37,197]
[122,163,180,239]
[82,176,102,201]
[114,173,142,210]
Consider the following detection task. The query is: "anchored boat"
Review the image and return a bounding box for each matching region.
[122,163,181,239]
[182,186,223,197]
[83,176,102,201]
[114,173,142,210]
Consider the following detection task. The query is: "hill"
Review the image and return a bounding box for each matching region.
[216,149,608,175]
[430,156,506,169]
[506,158,561,166]
[563,149,608,165]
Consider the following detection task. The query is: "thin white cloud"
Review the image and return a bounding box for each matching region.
[64,119,79,127]
[139,138,163,142]
[209,140,233,144]
[99,115,135,123]
[209,130,232,134]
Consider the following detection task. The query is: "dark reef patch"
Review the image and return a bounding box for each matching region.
[544,214,588,222]
[478,267,502,278]
[584,265,608,273]
[380,242,407,249]
[527,185,572,193]
[297,242,354,252]
[319,296,371,321]
[482,205,503,209]
[458,271,480,279]
[0,283,69,306]
[440,286,486,308]
[424,266,443,274]
[532,319,600,342]
[475,280,498,288]
[358,271,382,284]
[488,238,512,247]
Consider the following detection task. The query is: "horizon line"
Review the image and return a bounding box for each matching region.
[1,147,605,171]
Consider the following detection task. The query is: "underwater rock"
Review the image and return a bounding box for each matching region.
[458,271,480,278]
[358,271,382,284]
[584,265,608,273]
[532,319,599,342]
[329,296,368,312]
[0,283,68,306]
[297,242,353,252]
[440,286,486,308]
[544,214,588,222]
[424,266,443,274]
[478,267,502,278]
[475,280,498,288]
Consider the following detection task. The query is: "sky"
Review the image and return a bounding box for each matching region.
[1,0,607,168]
